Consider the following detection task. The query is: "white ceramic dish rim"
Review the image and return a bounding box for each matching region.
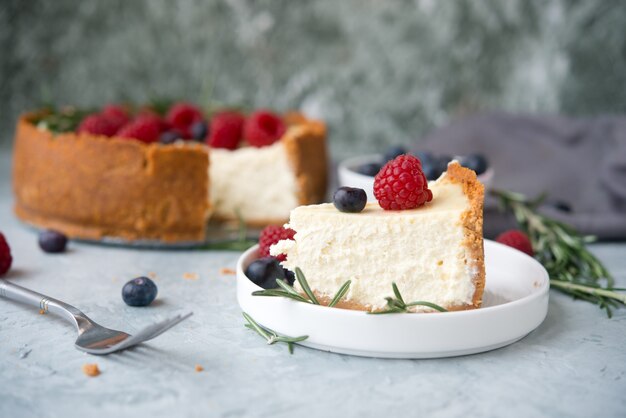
[236,240,549,319]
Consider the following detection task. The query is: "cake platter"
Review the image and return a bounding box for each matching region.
[237,239,549,359]
[19,221,262,249]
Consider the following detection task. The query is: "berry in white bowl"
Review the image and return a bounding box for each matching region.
[338,148,494,201]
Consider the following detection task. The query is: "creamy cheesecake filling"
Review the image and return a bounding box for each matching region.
[271,175,477,311]
[209,141,299,222]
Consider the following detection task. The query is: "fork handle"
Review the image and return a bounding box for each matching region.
[0,280,84,326]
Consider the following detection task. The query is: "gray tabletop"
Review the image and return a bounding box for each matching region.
[0,152,625,418]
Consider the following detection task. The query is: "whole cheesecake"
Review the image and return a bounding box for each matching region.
[271,162,485,312]
[13,108,327,242]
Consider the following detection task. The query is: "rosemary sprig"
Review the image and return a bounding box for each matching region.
[252,268,352,308]
[492,189,624,317]
[369,282,448,314]
[243,312,308,354]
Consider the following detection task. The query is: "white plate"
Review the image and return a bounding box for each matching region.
[236,240,549,359]
[337,154,494,201]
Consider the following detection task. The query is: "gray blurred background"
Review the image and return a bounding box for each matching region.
[1,0,625,158]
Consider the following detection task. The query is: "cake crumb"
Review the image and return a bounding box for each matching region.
[183,272,199,281]
[148,272,157,279]
[437,260,443,266]
[39,309,46,315]
[195,364,204,372]
[220,268,236,275]
[82,363,101,377]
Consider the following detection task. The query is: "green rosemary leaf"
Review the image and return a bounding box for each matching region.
[252,289,310,304]
[392,282,405,304]
[242,312,308,354]
[405,301,448,312]
[328,280,351,307]
[492,189,623,317]
[242,312,271,340]
[275,279,308,300]
[295,267,320,305]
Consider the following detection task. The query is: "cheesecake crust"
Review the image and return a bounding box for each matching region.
[13,114,211,242]
[440,162,486,309]
[282,119,328,206]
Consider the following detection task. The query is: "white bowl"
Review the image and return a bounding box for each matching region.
[236,240,549,359]
[337,154,494,201]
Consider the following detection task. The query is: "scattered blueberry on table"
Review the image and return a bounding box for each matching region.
[245,257,288,289]
[38,230,68,253]
[122,277,158,307]
[333,187,367,213]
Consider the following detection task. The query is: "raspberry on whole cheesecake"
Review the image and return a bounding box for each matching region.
[0,233,12,276]
[258,225,296,262]
[77,114,118,136]
[166,102,204,137]
[244,110,286,148]
[496,229,534,256]
[101,104,130,132]
[207,111,245,150]
[373,154,433,210]
[117,117,161,144]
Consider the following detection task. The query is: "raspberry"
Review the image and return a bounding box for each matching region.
[166,102,204,137]
[373,154,433,210]
[117,117,161,144]
[136,111,170,132]
[496,230,534,256]
[207,111,245,149]
[0,233,12,276]
[258,225,296,262]
[244,110,286,147]
[77,114,117,136]
[101,104,130,132]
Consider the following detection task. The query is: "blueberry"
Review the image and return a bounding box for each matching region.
[159,130,180,145]
[333,187,367,213]
[355,162,382,177]
[245,257,287,289]
[460,154,489,175]
[383,145,407,162]
[422,159,443,181]
[190,121,208,141]
[283,268,295,286]
[38,229,68,253]
[437,155,453,174]
[122,277,158,307]
[414,150,434,164]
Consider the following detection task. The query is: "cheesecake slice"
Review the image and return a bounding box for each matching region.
[270,162,485,312]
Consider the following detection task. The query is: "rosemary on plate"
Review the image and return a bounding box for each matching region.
[242,312,308,354]
[253,267,351,308]
[492,189,625,317]
[253,268,446,314]
[369,282,448,314]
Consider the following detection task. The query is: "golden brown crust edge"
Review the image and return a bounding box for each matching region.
[442,161,486,309]
[282,117,328,206]
[13,114,211,242]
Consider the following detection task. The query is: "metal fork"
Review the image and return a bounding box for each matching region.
[0,280,192,355]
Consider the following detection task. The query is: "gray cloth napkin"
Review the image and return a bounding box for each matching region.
[413,112,626,240]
